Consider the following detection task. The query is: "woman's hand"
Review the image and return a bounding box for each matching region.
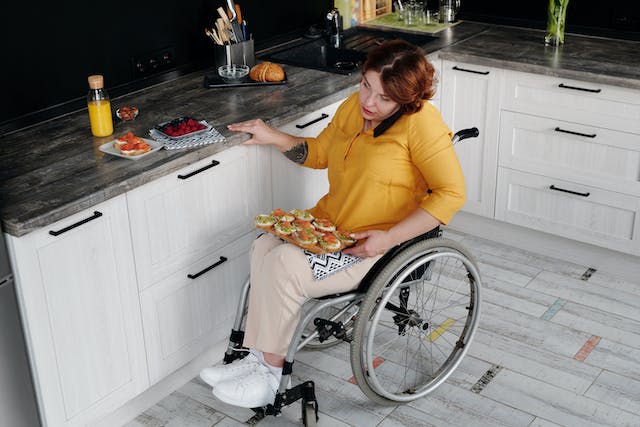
[342,229,396,258]
[228,119,304,151]
[227,119,279,146]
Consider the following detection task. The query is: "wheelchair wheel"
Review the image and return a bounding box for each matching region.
[350,238,481,405]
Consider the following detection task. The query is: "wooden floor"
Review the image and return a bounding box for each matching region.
[125,230,640,427]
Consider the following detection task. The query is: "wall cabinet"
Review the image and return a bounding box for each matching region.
[6,195,148,427]
[440,60,502,217]
[271,99,344,210]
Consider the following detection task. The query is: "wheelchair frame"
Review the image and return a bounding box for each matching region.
[219,128,482,426]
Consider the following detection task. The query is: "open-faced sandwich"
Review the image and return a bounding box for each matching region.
[254,208,355,253]
[254,214,277,229]
[313,218,336,232]
[317,232,342,251]
[114,132,151,156]
[272,208,295,223]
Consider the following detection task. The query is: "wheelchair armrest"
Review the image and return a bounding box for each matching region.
[355,226,441,294]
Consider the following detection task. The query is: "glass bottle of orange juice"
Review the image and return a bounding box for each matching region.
[87,75,113,137]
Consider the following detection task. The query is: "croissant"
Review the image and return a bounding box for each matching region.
[249,62,285,82]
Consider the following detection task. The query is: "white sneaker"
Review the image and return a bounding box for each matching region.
[199,352,261,387]
[211,364,279,408]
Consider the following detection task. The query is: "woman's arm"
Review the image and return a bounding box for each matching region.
[227,119,309,164]
[342,208,440,258]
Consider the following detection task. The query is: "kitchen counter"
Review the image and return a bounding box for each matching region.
[438,25,640,90]
[2,22,639,237]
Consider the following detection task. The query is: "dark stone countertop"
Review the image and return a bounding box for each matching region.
[438,25,640,90]
[2,22,639,237]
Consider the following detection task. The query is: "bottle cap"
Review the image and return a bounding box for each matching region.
[88,75,104,89]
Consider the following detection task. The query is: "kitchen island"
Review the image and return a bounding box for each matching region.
[2,22,640,427]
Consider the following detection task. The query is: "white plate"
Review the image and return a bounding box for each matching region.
[99,137,163,160]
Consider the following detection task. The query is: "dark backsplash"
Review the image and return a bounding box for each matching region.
[2,0,638,133]
[459,0,639,41]
[1,0,332,133]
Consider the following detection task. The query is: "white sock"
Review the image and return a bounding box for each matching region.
[249,348,264,363]
[265,363,283,382]
[249,349,283,381]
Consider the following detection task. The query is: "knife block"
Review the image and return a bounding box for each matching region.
[214,39,255,68]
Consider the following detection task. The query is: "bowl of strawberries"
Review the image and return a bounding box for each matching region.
[154,117,212,139]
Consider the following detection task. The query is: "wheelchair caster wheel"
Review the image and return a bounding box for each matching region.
[302,400,318,426]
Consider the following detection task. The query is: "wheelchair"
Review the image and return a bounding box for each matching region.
[221,128,482,426]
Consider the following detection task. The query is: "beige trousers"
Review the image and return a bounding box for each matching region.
[242,233,382,356]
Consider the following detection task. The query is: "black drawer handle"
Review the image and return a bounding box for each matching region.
[554,127,597,139]
[49,211,103,236]
[558,83,601,93]
[549,185,590,197]
[452,66,490,75]
[187,256,228,279]
[178,160,220,180]
[295,113,329,129]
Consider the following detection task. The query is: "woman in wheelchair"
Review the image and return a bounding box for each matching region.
[200,40,467,409]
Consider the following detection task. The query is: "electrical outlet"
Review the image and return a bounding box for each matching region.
[131,47,176,79]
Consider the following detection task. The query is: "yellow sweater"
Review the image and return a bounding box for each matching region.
[304,92,465,233]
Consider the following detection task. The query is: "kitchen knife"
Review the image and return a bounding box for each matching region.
[234,3,243,24]
[226,0,243,42]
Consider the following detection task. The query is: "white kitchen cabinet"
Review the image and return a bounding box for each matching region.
[127,144,271,291]
[271,99,344,210]
[495,168,640,255]
[496,69,640,255]
[440,60,502,217]
[5,195,148,427]
[427,53,442,111]
[139,232,255,384]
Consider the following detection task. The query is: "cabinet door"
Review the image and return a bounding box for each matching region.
[427,53,442,111]
[495,168,640,255]
[139,232,255,384]
[128,145,271,290]
[271,100,344,210]
[5,195,148,427]
[440,60,501,217]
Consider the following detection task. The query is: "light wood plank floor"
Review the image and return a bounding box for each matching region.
[126,230,640,426]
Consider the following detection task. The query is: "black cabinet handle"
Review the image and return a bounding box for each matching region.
[296,113,329,129]
[187,256,228,279]
[549,185,590,197]
[452,66,490,75]
[49,211,103,236]
[558,83,601,93]
[554,127,597,139]
[178,160,220,180]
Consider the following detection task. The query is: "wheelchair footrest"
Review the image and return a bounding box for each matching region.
[314,318,351,342]
[248,381,319,422]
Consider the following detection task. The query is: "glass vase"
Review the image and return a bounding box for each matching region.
[545,0,569,46]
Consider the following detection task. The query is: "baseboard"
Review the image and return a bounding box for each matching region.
[93,340,227,427]
[448,211,640,282]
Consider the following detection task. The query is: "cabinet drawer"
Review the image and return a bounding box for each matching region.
[140,231,255,384]
[495,168,640,255]
[502,71,640,134]
[499,111,640,196]
[128,145,270,290]
[278,98,344,137]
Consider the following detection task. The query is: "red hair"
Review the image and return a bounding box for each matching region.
[362,39,435,114]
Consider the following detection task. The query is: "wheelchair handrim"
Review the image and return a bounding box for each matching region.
[362,249,482,402]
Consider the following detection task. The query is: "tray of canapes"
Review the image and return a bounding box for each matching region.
[255,208,357,254]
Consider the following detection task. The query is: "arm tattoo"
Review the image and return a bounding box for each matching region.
[283,141,309,164]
